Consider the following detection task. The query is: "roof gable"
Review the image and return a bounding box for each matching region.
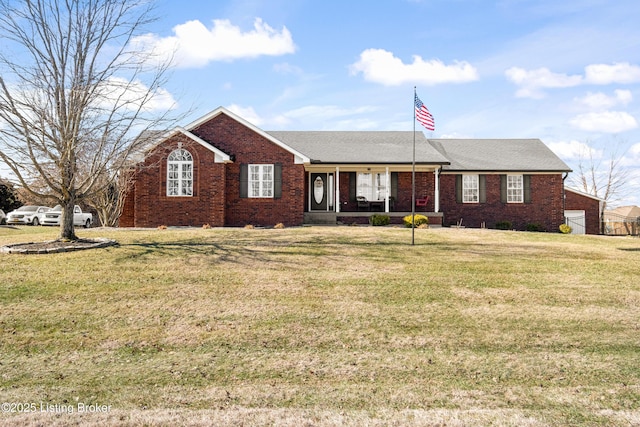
[186,107,310,164]
[565,187,605,202]
[429,138,572,172]
[131,127,232,164]
[606,205,640,217]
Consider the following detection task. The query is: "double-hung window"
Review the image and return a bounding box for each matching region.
[462,174,479,203]
[357,172,387,200]
[167,149,193,196]
[249,164,274,198]
[507,174,524,203]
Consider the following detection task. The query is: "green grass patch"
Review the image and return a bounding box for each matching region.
[1,226,639,425]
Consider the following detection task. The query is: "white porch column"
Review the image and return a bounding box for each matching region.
[335,167,340,213]
[434,167,440,212]
[385,167,390,212]
[307,171,312,212]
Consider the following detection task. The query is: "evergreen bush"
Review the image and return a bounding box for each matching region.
[369,214,391,226]
[495,220,512,230]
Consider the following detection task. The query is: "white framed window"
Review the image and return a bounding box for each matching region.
[462,174,479,203]
[167,149,193,196]
[507,174,523,203]
[249,164,274,198]
[357,172,387,200]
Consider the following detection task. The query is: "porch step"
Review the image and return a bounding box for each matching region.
[304,212,337,225]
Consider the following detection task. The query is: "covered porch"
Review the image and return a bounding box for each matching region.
[303,164,443,225]
[304,210,444,226]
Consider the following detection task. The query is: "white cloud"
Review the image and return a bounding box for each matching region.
[569,111,638,133]
[620,142,640,168]
[349,48,478,86]
[575,90,633,109]
[133,18,296,68]
[97,77,178,112]
[505,67,582,98]
[224,104,380,129]
[545,139,599,159]
[506,63,640,98]
[226,104,264,126]
[584,63,640,84]
[630,142,640,156]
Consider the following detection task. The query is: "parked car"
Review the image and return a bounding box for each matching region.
[0,209,5,225]
[5,205,51,226]
[42,205,93,228]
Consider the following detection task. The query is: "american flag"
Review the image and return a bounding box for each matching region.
[414,94,435,131]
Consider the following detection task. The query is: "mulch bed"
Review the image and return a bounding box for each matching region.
[1,238,118,254]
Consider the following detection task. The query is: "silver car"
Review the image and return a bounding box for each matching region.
[5,205,51,226]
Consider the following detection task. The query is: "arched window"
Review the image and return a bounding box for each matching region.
[167,149,193,196]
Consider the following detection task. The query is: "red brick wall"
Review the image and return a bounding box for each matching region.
[564,190,601,235]
[397,171,434,212]
[191,114,305,226]
[121,133,227,227]
[122,113,306,227]
[439,173,566,231]
[119,175,135,227]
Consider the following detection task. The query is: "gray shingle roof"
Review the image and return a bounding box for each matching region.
[267,131,450,164]
[428,139,572,172]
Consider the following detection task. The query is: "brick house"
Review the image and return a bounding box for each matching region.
[429,139,572,231]
[121,106,585,232]
[564,188,604,235]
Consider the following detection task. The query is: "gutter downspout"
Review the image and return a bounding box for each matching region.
[434,166,441,213]
[562,172,568,230]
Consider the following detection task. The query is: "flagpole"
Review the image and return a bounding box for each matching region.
[411,86,416,246]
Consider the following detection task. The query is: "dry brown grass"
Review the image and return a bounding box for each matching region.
[1,226,639,426]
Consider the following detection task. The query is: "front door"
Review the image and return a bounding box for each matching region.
[311,173,327,211]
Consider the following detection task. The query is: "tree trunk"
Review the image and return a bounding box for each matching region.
[60,201,78,241]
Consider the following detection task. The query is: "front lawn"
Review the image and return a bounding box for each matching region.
[0,226,638,426]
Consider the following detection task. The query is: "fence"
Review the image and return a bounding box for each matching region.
[603,212,640,236]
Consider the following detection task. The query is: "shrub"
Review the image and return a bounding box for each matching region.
[559,223,572,234]
[403,214,428,228]
[526,223,546,232]
[495,220,512,230]
[369,214,390,226]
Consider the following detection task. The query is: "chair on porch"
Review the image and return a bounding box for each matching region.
[416,196,430,210]
[356,196,370,211]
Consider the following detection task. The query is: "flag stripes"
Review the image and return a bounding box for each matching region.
[414,94,435,131]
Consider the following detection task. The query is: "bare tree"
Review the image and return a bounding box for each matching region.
[87,167,134,227]
[0,0,175,240]
[568,139,630,232]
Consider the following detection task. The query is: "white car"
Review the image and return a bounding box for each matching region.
[5,205,51,226]
[42,205,93,228]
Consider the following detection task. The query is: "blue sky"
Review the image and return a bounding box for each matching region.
[140,0,640,206]
[6,0,640,207]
